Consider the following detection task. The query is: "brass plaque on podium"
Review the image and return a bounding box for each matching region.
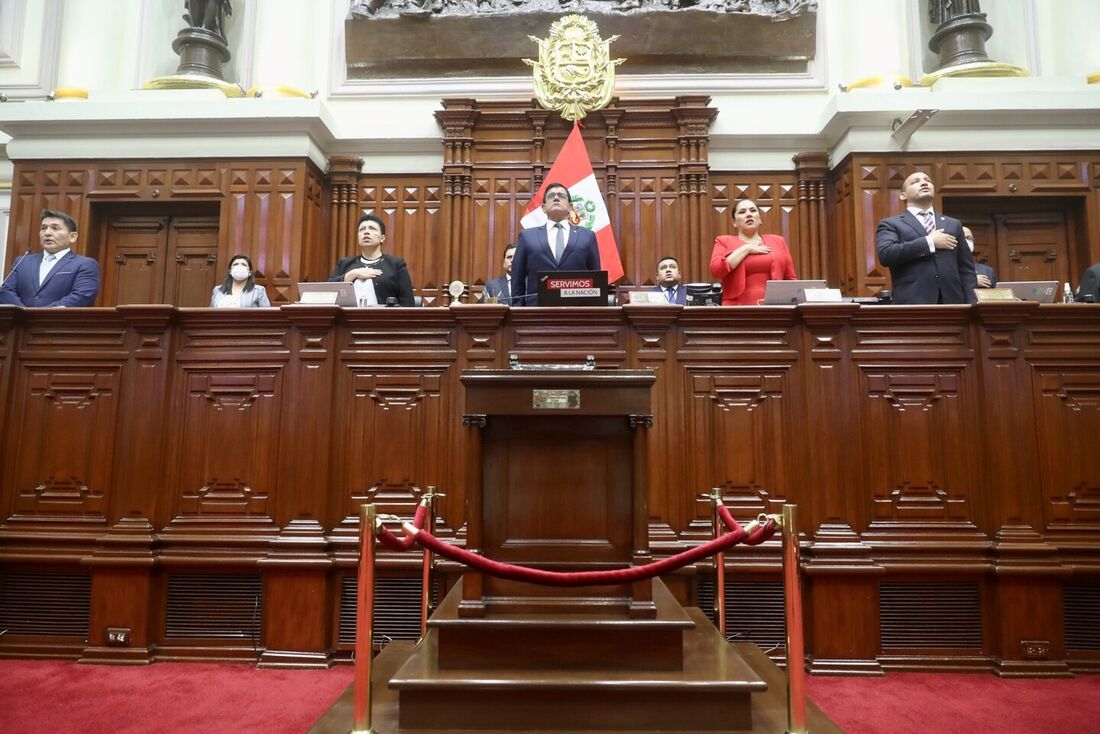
[532,389,580,409]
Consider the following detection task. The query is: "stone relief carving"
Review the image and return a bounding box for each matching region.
[350,0,816,20]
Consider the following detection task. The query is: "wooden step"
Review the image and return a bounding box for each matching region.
[431,577,695,670]
[388,607,764,731]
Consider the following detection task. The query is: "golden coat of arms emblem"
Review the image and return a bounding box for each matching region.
[525,15,625,121]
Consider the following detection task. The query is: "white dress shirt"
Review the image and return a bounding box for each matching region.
[907,206,937,253]
[352,256,380,307]
[39,248,69,285]
[545,220,569,259]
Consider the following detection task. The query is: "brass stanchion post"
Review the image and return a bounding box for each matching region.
[709,488,726,638]
[782,504,808,734]
[351,504,377,734]
[420,486,439,641]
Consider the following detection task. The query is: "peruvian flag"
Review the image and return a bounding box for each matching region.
[520,121,624,283]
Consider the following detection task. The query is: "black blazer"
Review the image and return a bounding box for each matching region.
[511,223,601,306]
[875,211,978,305]
[1077,263,1100,302]
[327,253,414,307]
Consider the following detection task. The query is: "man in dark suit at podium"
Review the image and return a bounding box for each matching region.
[512,182,601,306]
[651,255,686,304]
[0,209,100,308]
[875,171,978,305]
[482,244,515,303]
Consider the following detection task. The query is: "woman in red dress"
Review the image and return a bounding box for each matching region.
[709,198,798,305]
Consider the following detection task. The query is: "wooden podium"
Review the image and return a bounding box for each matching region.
[458,367,657,619]
[381,365,767,731]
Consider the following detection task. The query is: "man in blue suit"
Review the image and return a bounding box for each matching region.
[482,243,516,303]
[875,172,978,305]
[651,255,686,305]
[512,182,601,306]
[1,209,100,307]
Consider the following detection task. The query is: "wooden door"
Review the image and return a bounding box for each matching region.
[164,217,220,307]
[102,216,169,306]
[997,212,1069,284]
[101,212,220,306]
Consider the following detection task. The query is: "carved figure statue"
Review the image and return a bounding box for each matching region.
[929,0,982,25]
[184,0,233,39]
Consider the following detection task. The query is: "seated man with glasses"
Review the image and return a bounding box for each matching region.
[511,182,601,306]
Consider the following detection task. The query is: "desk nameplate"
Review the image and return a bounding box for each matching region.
[533,389,580,410]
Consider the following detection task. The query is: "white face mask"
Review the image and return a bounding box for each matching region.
[230,264,250,281]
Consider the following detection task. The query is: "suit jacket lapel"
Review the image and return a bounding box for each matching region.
[36,251,72,294]
[900,211,929,241]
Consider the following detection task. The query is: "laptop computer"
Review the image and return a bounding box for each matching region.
[537,270,610,306]
[762,279,827,305]
[297,282,357,306]
[997,281,1059,303]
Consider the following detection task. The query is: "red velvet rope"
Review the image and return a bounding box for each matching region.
[399,518,776,588]
[376,504,429,551]
[716,504,742,533]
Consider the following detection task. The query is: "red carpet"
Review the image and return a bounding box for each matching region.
[1,658,1098,733]
[0,659,353,734]
[806,672,1100,734]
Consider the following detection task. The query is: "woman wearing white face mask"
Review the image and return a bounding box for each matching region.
[210,254,271,308]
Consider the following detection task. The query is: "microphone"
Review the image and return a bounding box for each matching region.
[0,250,31,291]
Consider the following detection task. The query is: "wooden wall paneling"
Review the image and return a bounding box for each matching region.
[81,305,175,664]
[851,308,989,566]
[258,306,342,668]
[157,310,290,561]
[329,310,461,549]
[829,157,858,294]
[973,302,1070,676]
[616,171,681,286]
[799,303,883,673]
[623,307,684,544]
[1027,308,1100,556]
[672,308,798,558]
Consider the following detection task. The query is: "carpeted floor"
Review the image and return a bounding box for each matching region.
[1,658,1098,733]
[805,672,1100,734]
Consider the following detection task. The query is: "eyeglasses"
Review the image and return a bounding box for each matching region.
[545,191,570,201]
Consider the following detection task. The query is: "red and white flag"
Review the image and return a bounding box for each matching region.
[520,121,624,283]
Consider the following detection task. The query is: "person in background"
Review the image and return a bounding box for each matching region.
[709,198,797,306]
[210,253,271,308]
[651,255,686,304]
[1076,261,1100,303]
[483,244,516,303]
[875,171,977,305]
[0,209,100,307]
[328,213,414,307]
[963,226,996,288]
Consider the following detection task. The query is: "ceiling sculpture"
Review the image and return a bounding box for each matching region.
[345,0,817,78]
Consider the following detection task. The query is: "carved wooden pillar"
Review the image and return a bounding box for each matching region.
[436,99,479,285]
[527,108,551,193]
[793,152,830,283]
[327,155,364,259]
[672,97,717,283]
[602,107,623,271]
